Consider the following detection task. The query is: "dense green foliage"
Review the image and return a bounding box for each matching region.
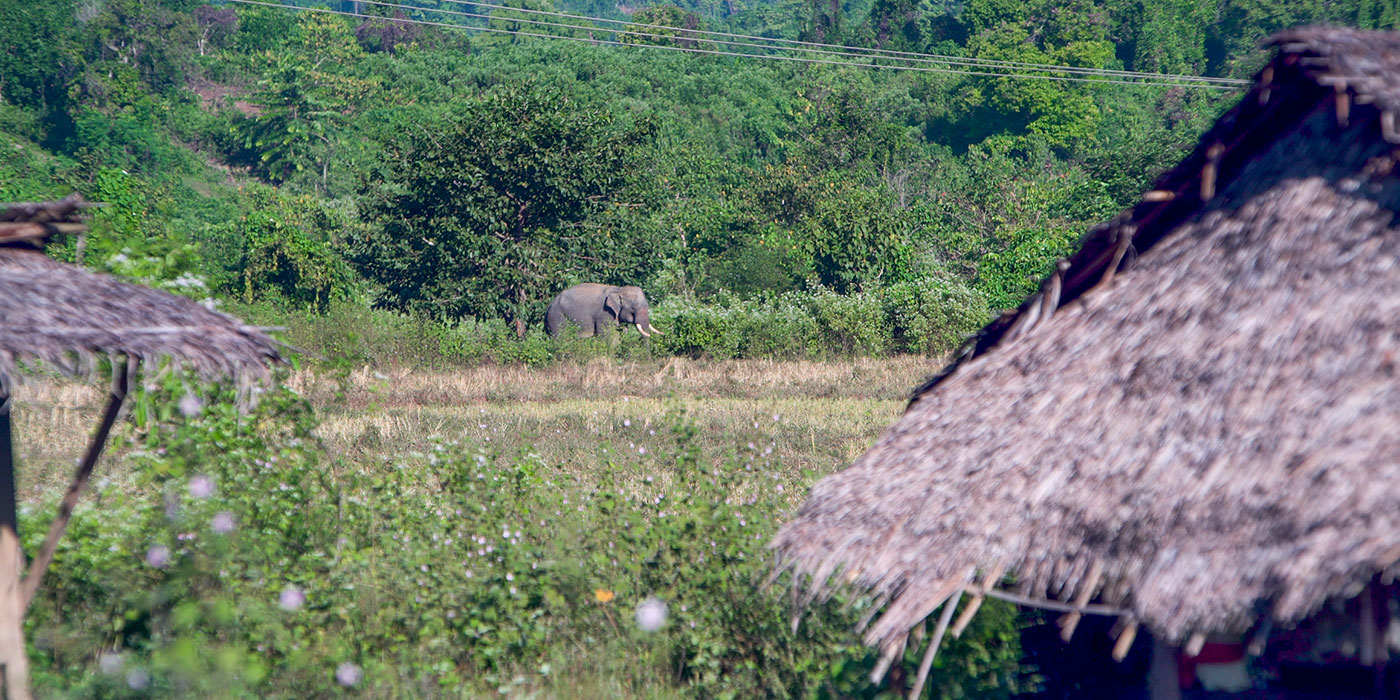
[4,0,1352,358]
[30,378,1024,697]
[351,82,660,332]
[3,0,1395,695]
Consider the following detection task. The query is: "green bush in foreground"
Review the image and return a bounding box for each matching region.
[25,378,1022,698]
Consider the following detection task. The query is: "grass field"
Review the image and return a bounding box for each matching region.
[11,356,932,505]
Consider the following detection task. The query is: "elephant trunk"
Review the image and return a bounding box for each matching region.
[635,307,659,337]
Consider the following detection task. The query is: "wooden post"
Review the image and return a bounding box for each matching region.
[0,396,15,543]
[1361,581,1377,667]
[1366,580,1389,698]
[1149,636,1182,700]
[0,395,31,699]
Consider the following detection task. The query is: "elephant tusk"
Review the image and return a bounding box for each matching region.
[636,323,651,337]
[646,324,663,335]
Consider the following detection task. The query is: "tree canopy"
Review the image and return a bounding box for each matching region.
[351,83,660,333]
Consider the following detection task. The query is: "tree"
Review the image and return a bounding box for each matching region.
[799,0,849,44]
[350,83,659,334]
[194,6,238,57]
[78,0,198,94]
[354,11,424,53]
[0,0,79,117]
[230,13,379,191]
[622,5,714,49]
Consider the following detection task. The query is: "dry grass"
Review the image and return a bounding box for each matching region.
[6,356,933,512]
[306,357,924,509]
[285,355,934,407]
[6,380,106,500]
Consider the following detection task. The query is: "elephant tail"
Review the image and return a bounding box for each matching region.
[544,298,565,337]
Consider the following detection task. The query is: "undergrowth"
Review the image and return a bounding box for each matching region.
[24,372,1023,698]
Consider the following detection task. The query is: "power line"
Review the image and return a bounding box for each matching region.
[227,0,1241,90]
[421,0,1248,85]
[352,0,1242,84]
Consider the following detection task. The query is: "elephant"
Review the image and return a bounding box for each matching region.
[544,283,663,339]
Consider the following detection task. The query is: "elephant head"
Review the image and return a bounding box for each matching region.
[604,286,663,337]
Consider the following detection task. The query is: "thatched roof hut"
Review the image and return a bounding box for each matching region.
[771,26,1400,687]
[0,196,282,699]
[0,196,281,391]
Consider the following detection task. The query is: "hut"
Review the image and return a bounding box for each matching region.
[0,196,281,698]
[770,27,1400,699]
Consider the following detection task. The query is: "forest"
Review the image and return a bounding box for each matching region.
[2,0,1397,696]
[12,0,1392,361]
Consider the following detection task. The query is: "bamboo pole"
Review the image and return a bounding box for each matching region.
[907,590,962,700]
[1112,619,1139,661]
[0,395,15,545]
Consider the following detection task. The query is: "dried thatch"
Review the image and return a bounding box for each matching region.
[771,26,1400,671]
[0,197,282,392]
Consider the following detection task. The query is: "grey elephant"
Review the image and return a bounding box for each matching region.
[544,283,663,338]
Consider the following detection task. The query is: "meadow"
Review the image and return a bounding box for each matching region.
[8,356,1025,698]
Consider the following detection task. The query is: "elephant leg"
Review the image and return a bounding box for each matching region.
[590,313,617,340]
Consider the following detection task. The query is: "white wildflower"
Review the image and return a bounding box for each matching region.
[635,597,667,631]
[279,586,305,611]
[187,474,214,499]
[99,653,124,675]
[336,662,362,687]
[179,392,204,418]
[145,545,170,568]
[126,669,150,690]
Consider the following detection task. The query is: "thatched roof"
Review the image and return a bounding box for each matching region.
[771,26,1400,667]
[0,197,282,392]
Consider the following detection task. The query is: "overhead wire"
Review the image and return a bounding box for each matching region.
[226,0,1243,90]
[421,0,1249,84]
[339,0,1244,84]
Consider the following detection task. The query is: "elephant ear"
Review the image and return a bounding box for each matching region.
[603,290,623,319]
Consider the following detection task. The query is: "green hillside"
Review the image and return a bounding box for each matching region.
[9,0,1360,362]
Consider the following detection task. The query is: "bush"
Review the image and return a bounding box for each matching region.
[236,300,445,367]
[653,283,987,361]
[28,389,1025,697]
[651,295,744,359]
[886,275,992,355]
[734,294,824,359]
[807,287,892,356]
[28,377,339,697]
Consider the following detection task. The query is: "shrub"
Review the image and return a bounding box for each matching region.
[641,284,990,361]
[652,296,744,359]
[244,281,991,368]
[433,316,517,365]
[885,275,991,355]
[28,377,340,697]
[27,387,1025,698]
[807,287,892,356]
[735,294,824,359]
